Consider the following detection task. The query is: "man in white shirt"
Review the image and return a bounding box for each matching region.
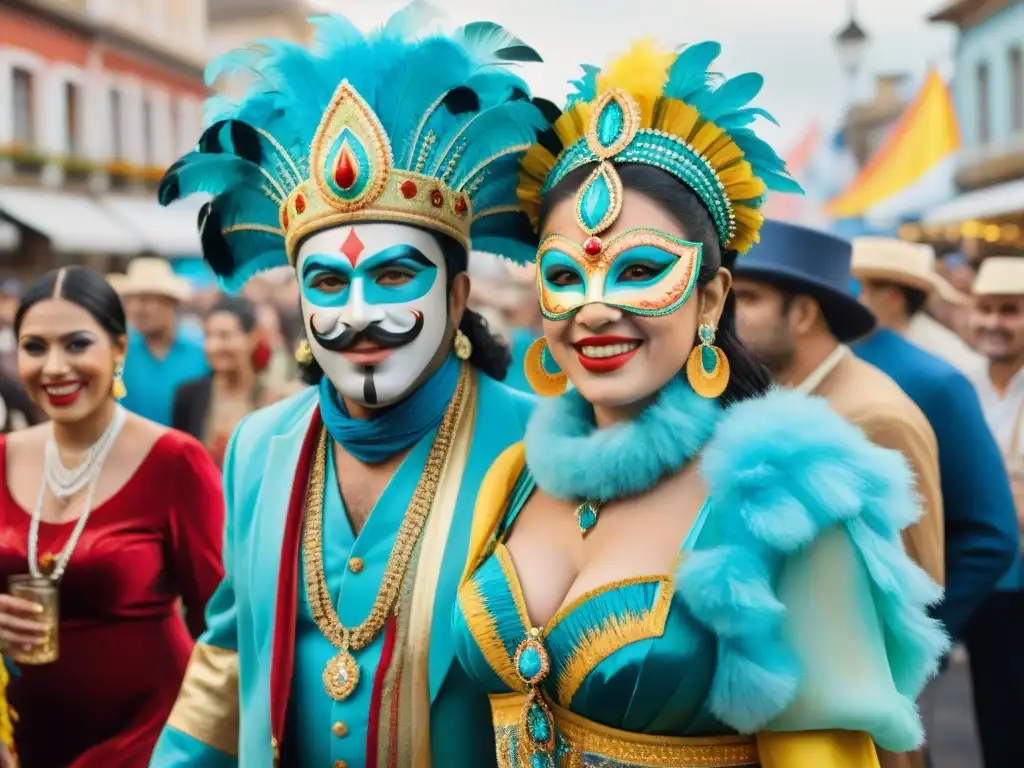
[964,255,1024,768]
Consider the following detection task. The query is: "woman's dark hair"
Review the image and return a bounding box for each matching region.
[14,266,127,340]
[299,232,512,386]
[540,162,772,406]
[207,294,258,333]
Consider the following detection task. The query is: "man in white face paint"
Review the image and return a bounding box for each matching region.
[149,10,547,768]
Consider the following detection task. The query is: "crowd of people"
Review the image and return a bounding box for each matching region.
[0,6,1021,768]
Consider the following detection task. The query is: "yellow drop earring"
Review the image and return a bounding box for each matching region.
[454,329,473,360]
[686,323,730,399]
[295,339,314,365]
[112,361,127,400]
[524,337,567,397]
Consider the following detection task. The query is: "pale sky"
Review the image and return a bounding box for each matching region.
[309,0,956,153]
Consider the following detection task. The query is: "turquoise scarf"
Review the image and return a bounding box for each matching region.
[318,355,460,464]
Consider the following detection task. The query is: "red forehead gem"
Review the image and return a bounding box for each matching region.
[294,194,306,214]
[334,143,358,190]
[583,236,602,255]
[430,189,444,207]
[400,180,418,199]
[454,196,467,216]
[340,229,365,267]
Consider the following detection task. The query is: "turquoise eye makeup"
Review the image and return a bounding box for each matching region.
[536,228,703,320]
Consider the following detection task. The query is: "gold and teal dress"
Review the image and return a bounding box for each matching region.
[452,388,948,768]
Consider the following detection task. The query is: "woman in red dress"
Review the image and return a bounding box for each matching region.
[0,266,225,768]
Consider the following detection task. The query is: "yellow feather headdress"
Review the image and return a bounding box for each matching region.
[518,39,801,254]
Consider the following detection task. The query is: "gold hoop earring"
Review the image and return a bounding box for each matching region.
[112,361,127,400]
[686,323,730,399]
[454,329,473,360]
[524,337,567,397]
[295,339,313,365]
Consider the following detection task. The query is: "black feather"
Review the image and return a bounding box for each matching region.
[536,127,563,158]
[442,86,481,115]
[229,121,264,165]
[532,97,562,124]
[198,204,234,277]
[496,45,543,63]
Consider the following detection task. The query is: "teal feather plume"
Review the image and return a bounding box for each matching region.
[162,5,548,289]
[663,41,721,103]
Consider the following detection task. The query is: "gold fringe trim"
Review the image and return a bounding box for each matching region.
[457,579,523,691]
[554,576,673,705]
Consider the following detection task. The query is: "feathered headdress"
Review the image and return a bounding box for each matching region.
[518,39,802,254]
[159,6,548,291]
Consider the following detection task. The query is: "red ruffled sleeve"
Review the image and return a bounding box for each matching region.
[163,432,226,637]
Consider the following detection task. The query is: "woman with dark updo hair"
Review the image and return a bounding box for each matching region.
[453,41,947,767]
[0,266,224,768]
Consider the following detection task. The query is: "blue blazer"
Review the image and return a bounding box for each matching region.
[855,328,1022,637]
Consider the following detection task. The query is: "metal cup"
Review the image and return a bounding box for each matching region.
[4,575,59,665]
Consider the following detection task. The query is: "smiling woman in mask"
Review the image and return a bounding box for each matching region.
[147,7,551,768]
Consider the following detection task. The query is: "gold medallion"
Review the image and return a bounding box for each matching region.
[322,649,360,701]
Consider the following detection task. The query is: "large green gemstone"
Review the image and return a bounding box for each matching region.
[517,644,543,680]
[579,173,611,231]
[701,345,718,374]
[596,99,625,147]
[527,703,552,744]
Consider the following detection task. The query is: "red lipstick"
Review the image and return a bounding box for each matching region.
[43,380,84,407]
[573,335,643,373]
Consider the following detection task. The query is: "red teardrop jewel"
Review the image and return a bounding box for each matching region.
[282,209,289,228]
[430,189,444,207]
[583,236,602,255]
[334,143,358,190]
[454,196,467,216]
[400,180,418,199]
[295,194,306,214]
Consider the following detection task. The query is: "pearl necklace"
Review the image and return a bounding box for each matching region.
[28,405,127,581]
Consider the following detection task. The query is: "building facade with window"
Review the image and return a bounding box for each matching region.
[923,0,1024,253]
[0,0,208,275]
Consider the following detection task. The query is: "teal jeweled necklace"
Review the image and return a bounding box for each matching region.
[524,376,723,536]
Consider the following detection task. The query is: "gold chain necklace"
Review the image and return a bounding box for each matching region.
[301,364,469,701]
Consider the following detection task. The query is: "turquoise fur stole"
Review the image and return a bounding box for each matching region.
[678,388,949,750]
[523,376,721,502]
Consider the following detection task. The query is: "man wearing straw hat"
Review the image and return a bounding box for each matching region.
[117,257,209,426]
[964,255,1024,768]
[851,237,984,377]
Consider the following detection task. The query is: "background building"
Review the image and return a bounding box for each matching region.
[920,0,1024,256]
[0,0,208,276]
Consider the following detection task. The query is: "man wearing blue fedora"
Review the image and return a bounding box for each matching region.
[732,219,944,587]
[733,219,1020,768]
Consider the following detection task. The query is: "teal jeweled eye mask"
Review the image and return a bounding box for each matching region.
[536,228,703,320]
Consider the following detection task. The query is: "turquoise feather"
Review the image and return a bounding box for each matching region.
[162,6,547,288]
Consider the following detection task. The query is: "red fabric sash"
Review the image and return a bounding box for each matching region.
[270,407,322,763]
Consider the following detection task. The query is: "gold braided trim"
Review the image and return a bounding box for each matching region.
[302,363,470,652]
[490,693,758,767]
[166,643,240,757]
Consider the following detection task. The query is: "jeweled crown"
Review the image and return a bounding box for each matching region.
[280,81,472,259]
[518,40,802,254]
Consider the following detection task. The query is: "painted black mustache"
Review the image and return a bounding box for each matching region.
[311,310,424,353]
